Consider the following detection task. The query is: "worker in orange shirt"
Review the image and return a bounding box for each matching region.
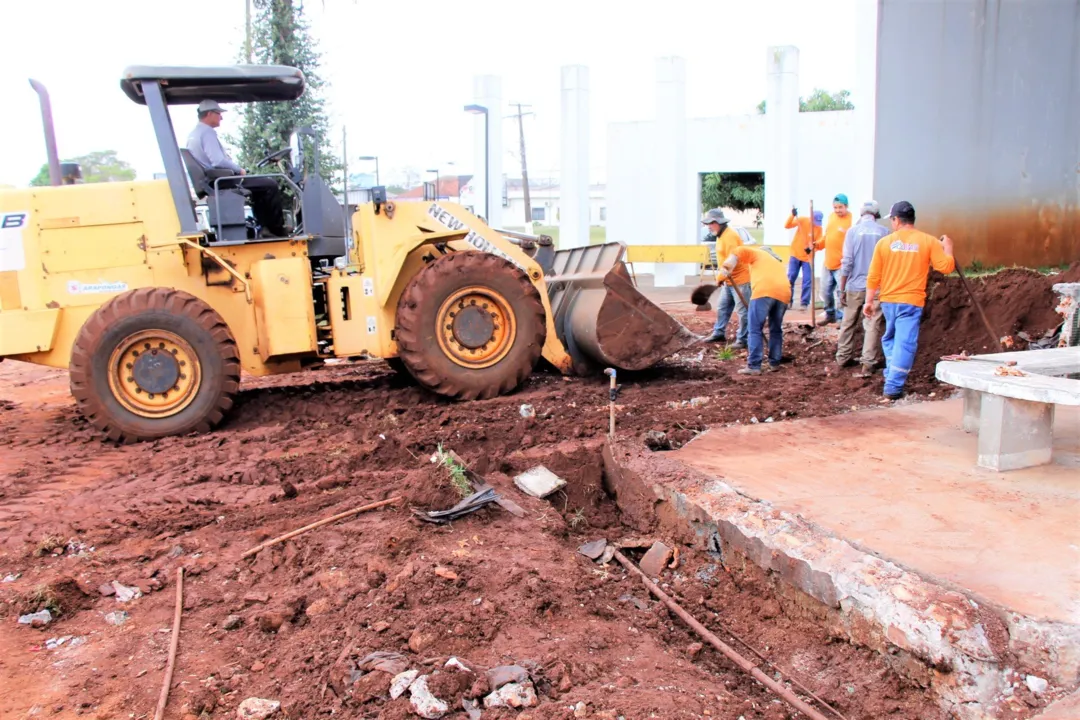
[864,201,956,400]
[784,208,823,309]
[717,245,789,375]
[817,194,853,325]
[702,209,750,348]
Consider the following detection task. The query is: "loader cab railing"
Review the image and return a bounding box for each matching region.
[120,65,348,261]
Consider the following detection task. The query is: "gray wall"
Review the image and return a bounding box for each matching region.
[874,0,1079,266]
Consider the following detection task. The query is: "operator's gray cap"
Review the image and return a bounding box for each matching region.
[197,99,226,113]
[860,200,880,216]
[701,208,729,225]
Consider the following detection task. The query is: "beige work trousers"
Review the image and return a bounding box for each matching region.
[836,290,885,366]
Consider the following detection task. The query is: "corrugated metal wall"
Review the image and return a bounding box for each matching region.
[874,0,1080,267]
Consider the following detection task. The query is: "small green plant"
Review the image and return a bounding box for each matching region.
[714,347,737,361]
[568,508,587,529]
[434,444,472,498]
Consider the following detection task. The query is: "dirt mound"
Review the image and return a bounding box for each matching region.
[914,263,1079,380]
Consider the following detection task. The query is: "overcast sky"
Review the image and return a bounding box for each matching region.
[1,0,859,187]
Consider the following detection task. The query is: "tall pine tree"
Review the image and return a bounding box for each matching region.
[232,0,340,186]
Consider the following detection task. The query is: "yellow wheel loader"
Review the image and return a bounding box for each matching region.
[0,65,697,442]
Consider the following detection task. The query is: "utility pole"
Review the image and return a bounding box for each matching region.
[244,0,252,63]
[510,103,533,227]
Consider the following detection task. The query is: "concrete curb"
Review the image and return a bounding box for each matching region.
[602,440,1079,719]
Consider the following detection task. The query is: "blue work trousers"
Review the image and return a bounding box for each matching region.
[822,268,843,321]
[881,302,923,396]
[712,281,751,344]
[787,256,812,307]
[747,297,787,370]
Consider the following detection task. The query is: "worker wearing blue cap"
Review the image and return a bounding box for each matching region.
[784,207,824,308]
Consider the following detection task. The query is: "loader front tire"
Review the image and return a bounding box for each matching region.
[395,252,546,400]
[69,288,241,443]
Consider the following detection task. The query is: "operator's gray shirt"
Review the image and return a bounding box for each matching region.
[840,214,889,292]
[186,122,242,174]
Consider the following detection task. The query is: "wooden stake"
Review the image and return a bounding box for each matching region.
[153,568,184,720]
[241,497,401,560]
[604,369,617,436]
[809,199,817,327]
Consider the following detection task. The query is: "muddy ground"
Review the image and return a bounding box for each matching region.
[0,265,1073,720]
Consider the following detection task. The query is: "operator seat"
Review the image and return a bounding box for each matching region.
[180,149,250,242]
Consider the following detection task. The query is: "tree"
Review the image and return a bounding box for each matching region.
[701,172,764,219]
[232,0,340,186]
[756,88,853,114]
[30,150,136,186]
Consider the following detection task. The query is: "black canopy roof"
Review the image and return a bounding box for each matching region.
[120,65,305,105]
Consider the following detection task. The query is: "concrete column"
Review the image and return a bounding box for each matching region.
[962,388,982,433]
[559,65,590,249]
[653,56,694,287]
[764,46,799,249]
[472,75,503,228]
[853,3,880,210]
[977,395,1056,471]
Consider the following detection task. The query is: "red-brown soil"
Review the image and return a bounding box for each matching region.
[0,264,1070,719]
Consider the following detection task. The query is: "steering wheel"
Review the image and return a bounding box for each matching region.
[255,147,292,169]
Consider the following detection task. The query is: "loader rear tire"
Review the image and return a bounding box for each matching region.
[395,252,546,400]
[69,288,241,443]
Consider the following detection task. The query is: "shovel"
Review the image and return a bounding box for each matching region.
[951,250,1003,352]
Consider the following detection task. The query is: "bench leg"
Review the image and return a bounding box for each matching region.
[962,389,982,433]
[977,395,1055,471]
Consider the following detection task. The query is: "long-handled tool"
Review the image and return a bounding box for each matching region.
[951,250,1003,352]
[808,199,817,327]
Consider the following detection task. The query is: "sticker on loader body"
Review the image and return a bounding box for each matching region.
[426,203,527,273]
[67,280,129,295]
[0,211,28,272]
[366,316,377,334]
[362,277,374,296]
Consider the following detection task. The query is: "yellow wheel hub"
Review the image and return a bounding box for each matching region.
[107,330,201,418]
[436,287,516,369]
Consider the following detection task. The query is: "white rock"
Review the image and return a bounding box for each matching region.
[409,675,449,719]
[112,581,142,603]
[18,609,52,627]
[104,611,129,626]
[513,466,567,498]
[236,697,280,720]
[574,700,589,717]
[1025,675,1049,695]
[389,669,419,699]
[519,404,536,418]
[445,657,470,671]
[484,681,539,709]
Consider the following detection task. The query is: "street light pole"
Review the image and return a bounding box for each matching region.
[464,104,489,220]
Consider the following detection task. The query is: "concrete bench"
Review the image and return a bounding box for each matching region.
[936,347,1080,471]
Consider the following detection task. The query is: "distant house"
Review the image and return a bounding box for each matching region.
[391,175,472,204]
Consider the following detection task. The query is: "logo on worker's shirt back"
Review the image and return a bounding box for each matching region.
[890,240,919,253]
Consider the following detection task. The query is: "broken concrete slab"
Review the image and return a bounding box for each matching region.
[639,541,673,578]
[577,539,607,560]
[486,665,529,689]
[513,466,567,498]
[602,437,1080,720]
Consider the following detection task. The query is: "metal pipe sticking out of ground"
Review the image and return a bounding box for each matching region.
[604,368,618,436]
[613,549,833,720]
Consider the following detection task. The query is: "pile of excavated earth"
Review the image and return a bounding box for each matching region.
[0,264,1075,720]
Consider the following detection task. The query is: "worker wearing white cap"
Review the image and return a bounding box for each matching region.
[187,99,287,236]
[836,200,888,374]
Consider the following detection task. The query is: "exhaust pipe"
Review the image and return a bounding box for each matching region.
[29,79,62,187]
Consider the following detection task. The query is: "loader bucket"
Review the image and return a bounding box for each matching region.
[543,243,701,375]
